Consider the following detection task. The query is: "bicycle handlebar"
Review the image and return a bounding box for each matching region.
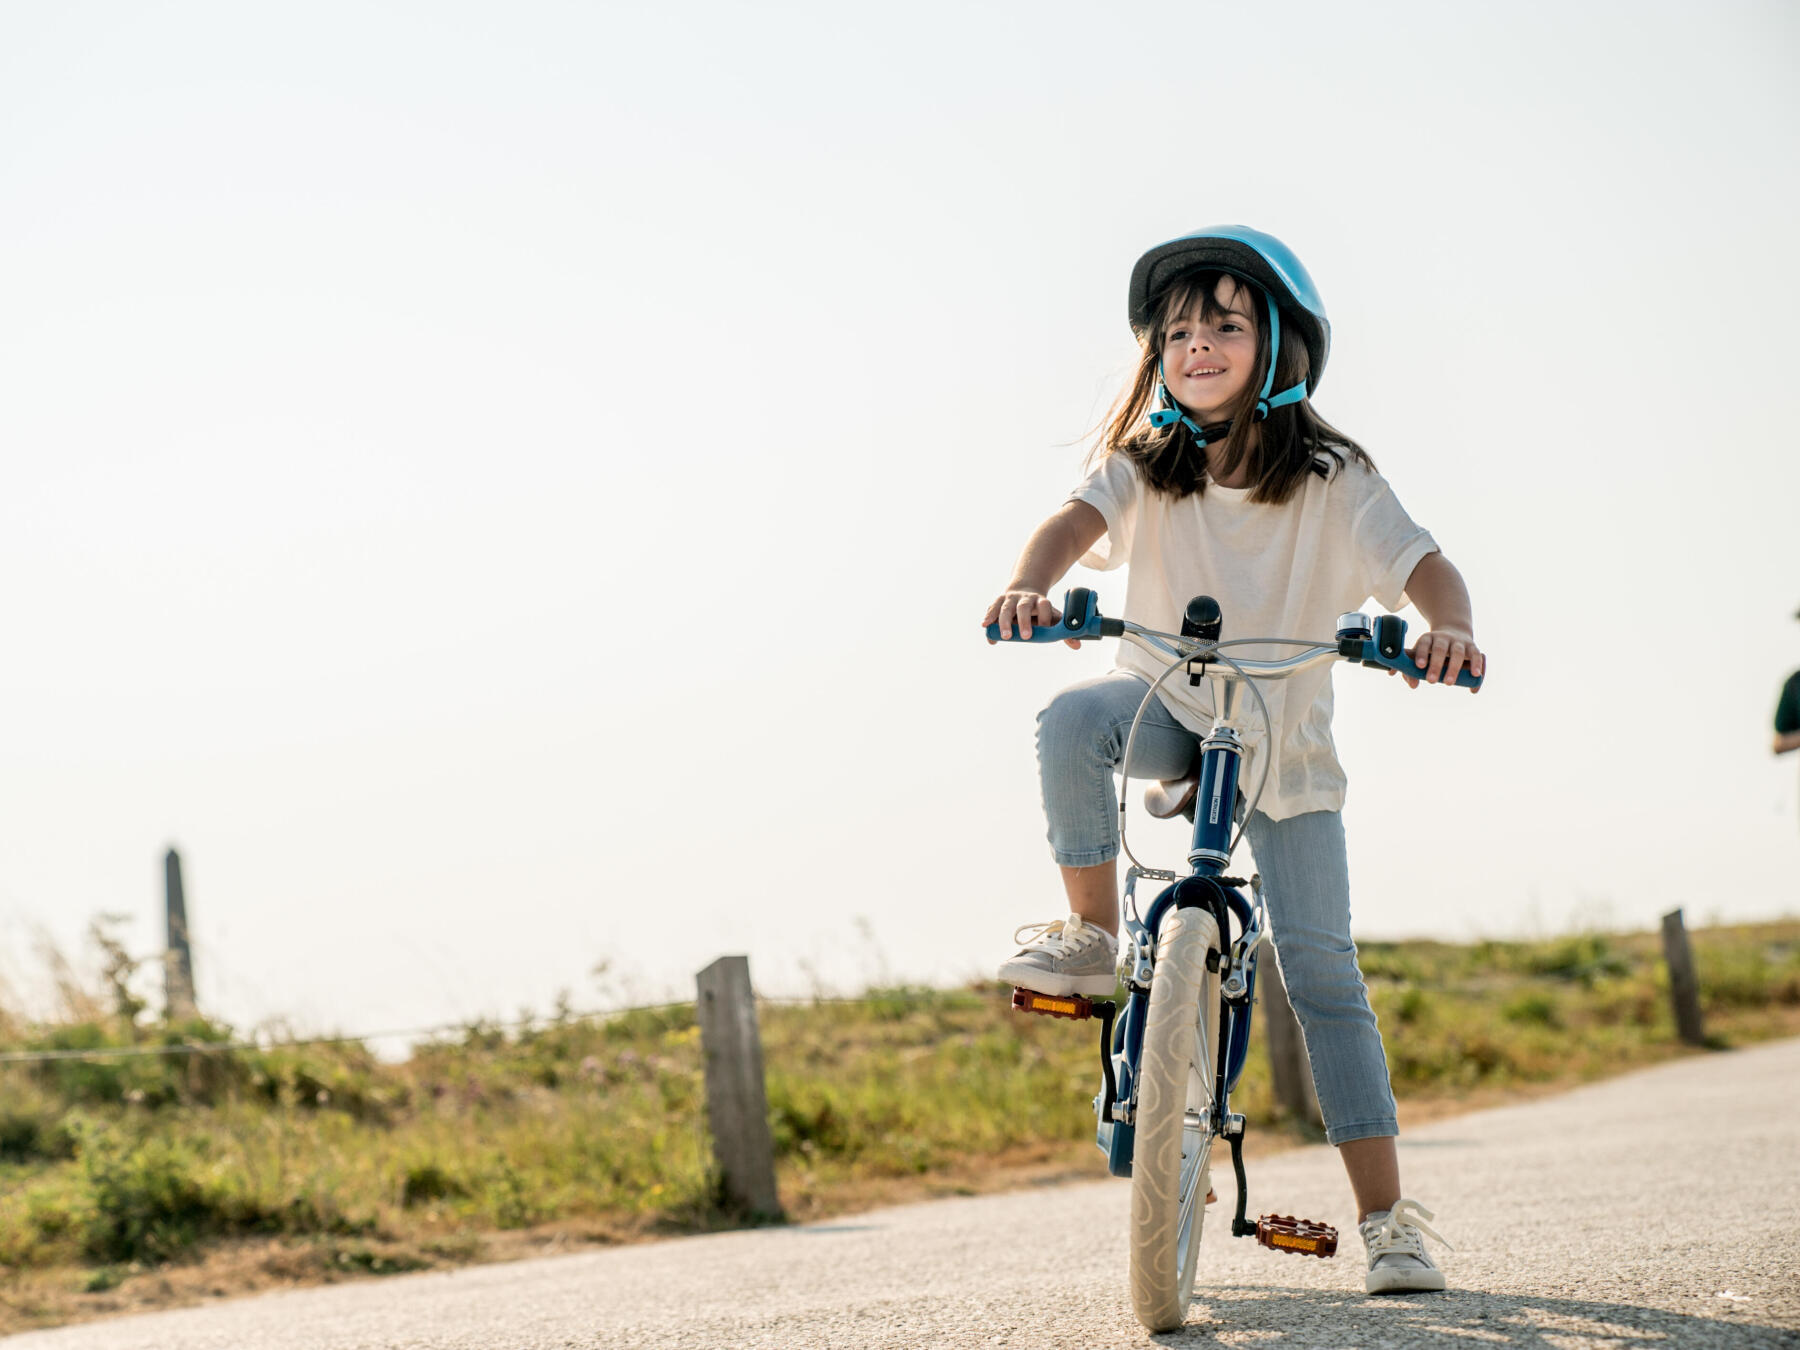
[985,590,1483,691]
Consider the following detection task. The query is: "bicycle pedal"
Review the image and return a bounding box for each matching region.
[1010,988,1096,1020]
[1256,1214,1338,1258]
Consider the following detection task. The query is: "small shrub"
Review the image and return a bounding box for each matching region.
[1389,1027,1517,1089]
[604,1005,693,1041]
[1516,934,1632,985]
[0,1106,77,1164]
[244,1048,397,1124]
[480,1160,539,1230]
[1394,988,1432,1025]
[1459,1032,1512,1078]
[272,1195,373,1239]
[84,1265,128,1292]
[1358,944,1424,983]
[330,1243,430,1275]
[768,1085,853,1159]
[1502,992,1563,1028]
[399,1163,466,1208]
[76,1127,258,1264]
[23,1179,83,1250]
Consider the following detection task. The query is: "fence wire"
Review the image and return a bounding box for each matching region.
[0,1001,693,1065]
[0,988,984,1064]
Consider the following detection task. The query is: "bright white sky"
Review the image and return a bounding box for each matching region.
[2,2,1796,1041]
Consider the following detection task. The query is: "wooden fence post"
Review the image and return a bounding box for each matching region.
[1261,951,1323,1130]
[1660,908,1706,1047]
[695,956,782,1219]
[164,847,197,1021]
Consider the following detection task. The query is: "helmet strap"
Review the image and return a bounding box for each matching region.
[1253,292,1308,420]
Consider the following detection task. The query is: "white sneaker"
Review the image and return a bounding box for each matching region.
[1360,1198,1452,1294]
[996,914,1118,997]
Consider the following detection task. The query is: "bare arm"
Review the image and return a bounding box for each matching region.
[1397,551,1487,690]
[1776,730,1800,755]
[982,500,1108,646]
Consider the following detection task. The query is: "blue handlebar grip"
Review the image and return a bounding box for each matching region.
[987,590,1110,643]
[1352,640,1483,690]
[986,621,1064,642]
[986,612,1106,642]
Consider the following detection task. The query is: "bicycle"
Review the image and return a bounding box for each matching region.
[988,587,1481,1332]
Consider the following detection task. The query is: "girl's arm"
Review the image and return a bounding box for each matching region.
[1398,551,1486,690]
[982,500,1108,647]
[1776,730,1800,755]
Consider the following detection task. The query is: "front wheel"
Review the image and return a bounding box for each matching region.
[1129,906,1223,1333]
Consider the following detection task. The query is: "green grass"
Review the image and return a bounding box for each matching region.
[0,918,1796,1322]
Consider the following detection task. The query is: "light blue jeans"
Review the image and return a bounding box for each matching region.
[1037,672,1399,1146]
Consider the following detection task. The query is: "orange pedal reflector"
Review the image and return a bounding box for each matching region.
[1256,1214,1339,1258]
[1010,988,1095,1020]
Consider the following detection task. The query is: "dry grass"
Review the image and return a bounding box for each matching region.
[0,919,1796,1334]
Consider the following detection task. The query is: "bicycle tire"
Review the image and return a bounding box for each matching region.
[1129,905,1223,1333]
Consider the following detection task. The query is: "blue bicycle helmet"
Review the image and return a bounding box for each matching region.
[1129,226,1330,442]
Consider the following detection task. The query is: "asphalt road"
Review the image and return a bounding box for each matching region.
[9,1037,1798,1349]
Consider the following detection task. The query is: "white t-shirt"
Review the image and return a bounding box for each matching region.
[1069,451,1437,821]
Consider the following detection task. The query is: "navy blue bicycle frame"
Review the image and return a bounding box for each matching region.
[1102,725,1259,1180]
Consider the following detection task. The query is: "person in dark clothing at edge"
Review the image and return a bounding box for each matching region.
[1775,609,1800,768]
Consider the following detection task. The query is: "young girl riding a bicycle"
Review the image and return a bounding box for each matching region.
[983,226,1485,1296]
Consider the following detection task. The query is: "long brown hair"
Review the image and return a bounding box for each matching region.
[1095,270,1372,503]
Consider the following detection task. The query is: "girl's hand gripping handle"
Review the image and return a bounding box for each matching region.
[985,587,1112,644]
[1349,615,1484,690]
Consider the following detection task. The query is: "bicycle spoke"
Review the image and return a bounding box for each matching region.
[1175,1125,1207,1271]
[1174,1015,1217,1280]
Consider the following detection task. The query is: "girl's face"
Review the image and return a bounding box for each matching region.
[1160,276,1259,422]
